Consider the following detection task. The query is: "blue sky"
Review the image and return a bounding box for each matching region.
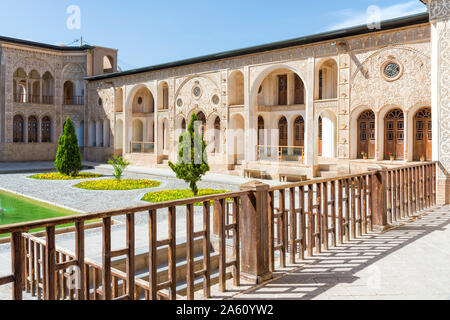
[0,0,426,71]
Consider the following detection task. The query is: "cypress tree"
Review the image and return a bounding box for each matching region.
[169,114,210,196]
[55,117,82,176]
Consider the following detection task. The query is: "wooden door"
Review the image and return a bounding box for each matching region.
[414,108,432,161]
[278,75,287,105]
[384,109,404,160]
[357,110,375,159]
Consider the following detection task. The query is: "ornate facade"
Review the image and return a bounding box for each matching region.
[1,1,449,204]
[0,38,117,161]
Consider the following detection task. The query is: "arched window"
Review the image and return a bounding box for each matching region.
[103,56,114,73]
[197,112,206,137]
[294,116,304,147]
[278,116,288,146]
[228,71,244,106]
[278,75,288,105]
[13,68,27,103]
[214,117,221,153]
[358,110,376,159]
[41,116,51,143]
[13,115,24,143]
[42,72,54,104]
[258,116,265,146]
[318,60,338,100]
[63,81,75,105]
[294,75,305,105]
[414,107,432,161]
[29,70,40,103]
[384,108,404,160]
[181,118,186,131]
[28,116,38,143]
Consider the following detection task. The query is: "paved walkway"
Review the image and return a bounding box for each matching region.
[231,205,450,300]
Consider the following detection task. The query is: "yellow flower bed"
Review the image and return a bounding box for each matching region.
[74,179,161,190]
[142,189,230,205]
[29,172,103,180]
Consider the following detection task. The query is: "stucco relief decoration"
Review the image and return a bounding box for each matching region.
[350,47,431,113]
[428,0,450,22]
[175,76,222,120]
[438,21,450,174]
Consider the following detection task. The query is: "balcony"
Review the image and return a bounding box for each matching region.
[257,145,305,163]
[13,94,54,105]
[131,141,155,154]
[63,96,84,105]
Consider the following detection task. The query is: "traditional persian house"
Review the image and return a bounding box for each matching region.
[0,37,117,162]
[0,0,449,204]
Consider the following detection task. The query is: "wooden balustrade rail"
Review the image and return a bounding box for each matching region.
[0,191,245,300]
[0,162,438,300]
[267,162,437,269]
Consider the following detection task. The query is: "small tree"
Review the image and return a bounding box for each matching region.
[55,117,82,176]
[108,156,130,180]
[169,114,210,196]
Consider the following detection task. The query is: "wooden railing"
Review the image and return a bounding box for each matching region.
[266,162,437,269]
[0,162,438,300]
[63,96,84,105]
[13,94,54,105]
[0,191,244,300]
[131,141,155,154]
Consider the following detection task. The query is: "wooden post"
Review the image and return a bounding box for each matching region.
[11,232,23,300]
[239,181,272,284]
[370,169,390,231]
[102,217,112,300]
[75,221,85,300]
[45,226,56,300]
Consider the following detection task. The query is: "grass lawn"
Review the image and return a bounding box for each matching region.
[141,188,230,205]
[29,172,103,180]
[74,179,161,190]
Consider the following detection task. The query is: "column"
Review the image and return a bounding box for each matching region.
[287,73,295,105]
[428,0,450,204]
[304,57,316,177]
[123,87,129,153]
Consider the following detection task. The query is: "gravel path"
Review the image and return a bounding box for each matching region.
[0,168,238,214]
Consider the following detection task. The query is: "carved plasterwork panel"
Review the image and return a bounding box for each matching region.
[350,45,431,113]
[438,20,450,173]
[174,75,223,122]
[428,0,450,22]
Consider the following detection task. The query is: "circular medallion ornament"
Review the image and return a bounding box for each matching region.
[137,97,143,105]
[212,94,220,105]
[381,60,403,81]
[384,62,400,78]
[192,86,202,98]
[177,98,183,107]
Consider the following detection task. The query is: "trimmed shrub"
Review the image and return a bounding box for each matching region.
[55,117,82,177]
[169,114,209,196]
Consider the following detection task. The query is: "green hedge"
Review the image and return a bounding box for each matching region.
[74,179,161,190]
[29,172,103,180]
[141,188,230,205]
